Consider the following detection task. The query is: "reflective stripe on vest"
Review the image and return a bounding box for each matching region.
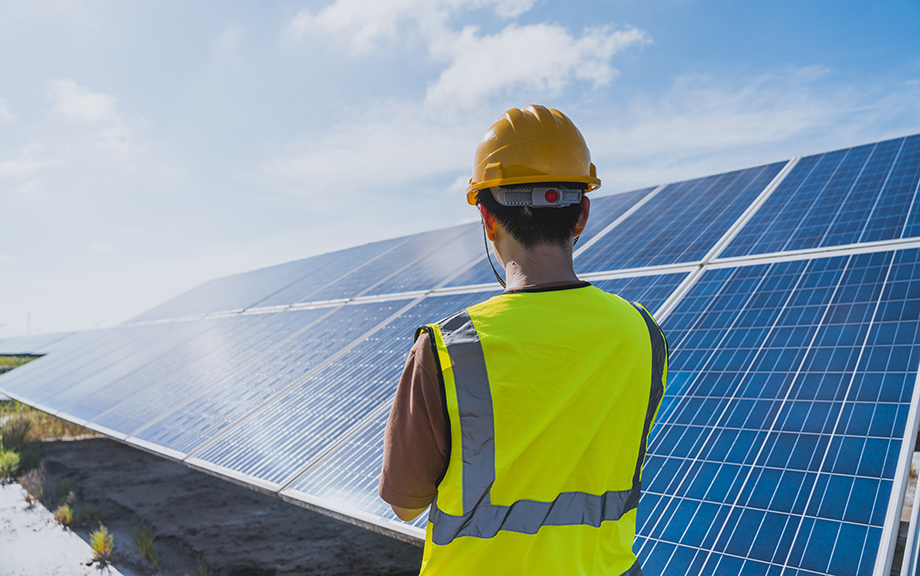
[429,304,666,546]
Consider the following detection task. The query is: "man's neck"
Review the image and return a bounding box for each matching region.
[498,241,579,290]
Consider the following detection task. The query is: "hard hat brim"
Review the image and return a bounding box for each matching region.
[466,175,601,205]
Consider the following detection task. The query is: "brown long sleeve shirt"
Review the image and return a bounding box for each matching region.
[378,332,447,509]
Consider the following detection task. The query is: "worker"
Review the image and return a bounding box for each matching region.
[379,105,668,575]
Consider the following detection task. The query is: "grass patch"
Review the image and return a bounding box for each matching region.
[0,399,95,445]
[0,355,38,370]
[133,519,159,567]
[0,449,19,480]
[89,523,114,566]
[54,503,74,525]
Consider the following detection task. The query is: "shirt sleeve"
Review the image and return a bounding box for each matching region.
[378,331,448,509]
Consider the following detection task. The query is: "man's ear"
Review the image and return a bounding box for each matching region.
[574,196,591,239]
[480,204,498,241]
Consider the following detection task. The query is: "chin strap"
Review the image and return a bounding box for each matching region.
[481,213,506,289]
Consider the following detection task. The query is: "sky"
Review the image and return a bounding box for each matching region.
[1,0,919,337]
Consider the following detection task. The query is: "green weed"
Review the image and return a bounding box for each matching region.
[53,503,73,525]
[89,523,114,566]
[0,449,19,480]
[133,519,158,567]
[0,355,37,369]
[0,398,95,443]
[0,413,31,452]
[197,558,213,576]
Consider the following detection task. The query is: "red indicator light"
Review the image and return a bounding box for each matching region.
[545,189,559,203]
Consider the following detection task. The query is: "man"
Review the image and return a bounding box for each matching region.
[379,105,668,575]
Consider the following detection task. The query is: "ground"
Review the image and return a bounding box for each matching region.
[11,437,422,576]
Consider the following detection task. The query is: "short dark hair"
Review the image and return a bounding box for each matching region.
[477,187,584,249]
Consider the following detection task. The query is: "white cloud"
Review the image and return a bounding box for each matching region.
[288,1,649,107]
[0,143,47,179]
[259,104,483,203]
[288,0,536,54]
[426,23,649,105]
[44,79,132,153]
[46,79,118,123]
[585,66,920,192]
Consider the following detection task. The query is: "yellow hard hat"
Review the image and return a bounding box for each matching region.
[465,105,601,205]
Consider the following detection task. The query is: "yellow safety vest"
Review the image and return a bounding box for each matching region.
[417,284,667,575]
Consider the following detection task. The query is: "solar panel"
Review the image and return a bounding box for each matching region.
[0,332,74,355]
[81,309,330,437]
[125,257,324,323]
[639,248,920,575]
[2,132,919,575]
[61,314,270,425]
[575,162,787,273]
[250,237,411,309]
[188,292,494,489]
[130,300,415,457]
[364,224,484,296]
[722,135,920,258]
[303,227,472,302]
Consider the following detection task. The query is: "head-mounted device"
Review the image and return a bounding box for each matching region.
[490,185,583,208]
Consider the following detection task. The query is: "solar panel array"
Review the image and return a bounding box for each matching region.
[2,133,920,574]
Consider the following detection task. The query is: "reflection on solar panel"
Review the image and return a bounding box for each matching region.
[2,132,920,572]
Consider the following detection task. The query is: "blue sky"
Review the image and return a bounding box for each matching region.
[1,0,919,337]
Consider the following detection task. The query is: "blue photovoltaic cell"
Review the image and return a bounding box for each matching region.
[593,273,688,316]
[304,227,471,302]
[638,248,920,575]
[0,332,74,355]
[192,292,494,486]
[577,187,658,246]
[86,308,330,436]
[0,325,163,402]
[575,162,787,273]
[59,314,268,423]
[131,300,415,456]
[286,407,428,531]
[125,258,320,323]
[723,134,920,258]
[29,321,219,413]
[196,250,352,315]
[251,237,409,308]
[364,223,484,296]
[444,186,656,288]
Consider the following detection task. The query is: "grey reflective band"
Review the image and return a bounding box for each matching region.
[630,303,668,488]
[438,310,496,511]
[430,485,641,543]
[431,309,645,547]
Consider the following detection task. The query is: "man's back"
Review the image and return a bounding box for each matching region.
[419,283,667,575]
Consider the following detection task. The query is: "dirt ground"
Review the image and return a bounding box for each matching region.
[38,437,423,576]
